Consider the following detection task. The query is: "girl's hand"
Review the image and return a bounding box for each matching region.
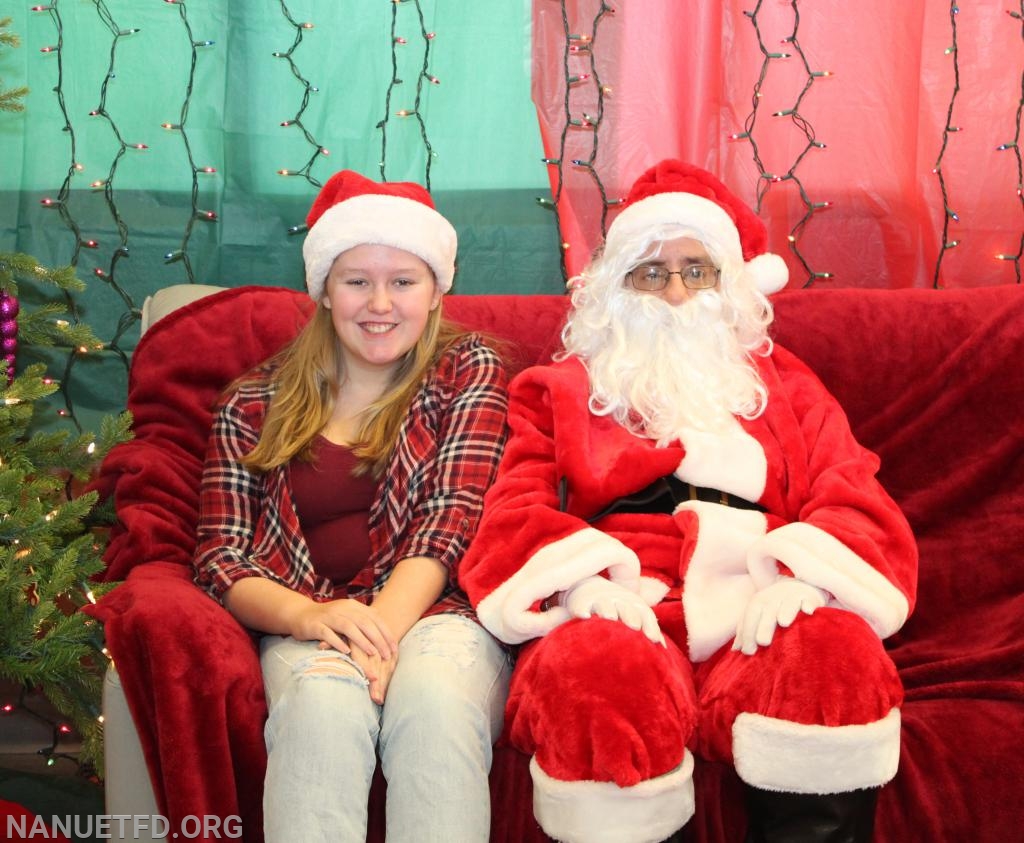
[348,645,399,704]
[290,598,397,659]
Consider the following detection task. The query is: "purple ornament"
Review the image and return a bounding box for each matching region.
[0,294,16,385]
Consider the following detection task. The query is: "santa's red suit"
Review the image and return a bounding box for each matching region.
[459,347,917,843]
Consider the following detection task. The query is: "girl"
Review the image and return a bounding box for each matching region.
[193,170,512,843]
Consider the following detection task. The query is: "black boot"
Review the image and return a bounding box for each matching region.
[743,786,879,843]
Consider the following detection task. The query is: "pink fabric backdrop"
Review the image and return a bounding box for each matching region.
[533,0,1022,289]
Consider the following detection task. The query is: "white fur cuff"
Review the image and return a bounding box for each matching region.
[746,521,910,637]
[734,708,901,793]
[474,528,642,645]
[530,752,695,843]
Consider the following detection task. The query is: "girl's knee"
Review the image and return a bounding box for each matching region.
[384,617,510,739]
[400,614,491,669]
[392,616,510,700]
[270,649,375,724]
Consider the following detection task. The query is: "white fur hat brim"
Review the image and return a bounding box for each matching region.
[606,192,788,295]
[302,193,457,300]
[607,193,743,263]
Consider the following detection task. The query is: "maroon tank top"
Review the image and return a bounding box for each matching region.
[288,437,378,586]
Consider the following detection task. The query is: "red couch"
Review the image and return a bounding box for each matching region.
[88,283,1024,842]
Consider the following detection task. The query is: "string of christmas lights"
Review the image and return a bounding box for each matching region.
[0,688,78,766]
[273,1,329,193]
[0,686,81,770]
[378,0,439,190]
[87,0,141,323]
[538,1,617,287]
[33,3,87,302]
[735,0,833,287]
[162,0,219,284]
[34,1,135,429]
[931,1,965,289]
[997,3,1023,284]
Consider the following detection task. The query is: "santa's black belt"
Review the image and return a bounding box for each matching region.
[558,474,765,523]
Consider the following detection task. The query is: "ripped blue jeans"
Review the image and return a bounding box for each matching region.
[259,614,512,843]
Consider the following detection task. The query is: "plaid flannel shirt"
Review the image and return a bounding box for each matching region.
[193,335,508,621]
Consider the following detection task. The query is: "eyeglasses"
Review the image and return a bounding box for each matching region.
[626,263,720,292]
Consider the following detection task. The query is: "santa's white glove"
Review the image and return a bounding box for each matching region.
[560,576,665,646]
[733,577,828,655]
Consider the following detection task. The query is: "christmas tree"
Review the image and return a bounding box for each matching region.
[0,255,132,773]
[1,18,132,774]
[0,17,28,114]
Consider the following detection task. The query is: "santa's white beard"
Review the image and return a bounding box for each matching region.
[572,289,767,445]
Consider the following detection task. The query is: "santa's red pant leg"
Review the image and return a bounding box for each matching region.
[696,607,904,794]
[505,617,697,843]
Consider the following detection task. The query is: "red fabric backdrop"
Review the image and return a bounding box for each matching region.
[533,0,1022,290]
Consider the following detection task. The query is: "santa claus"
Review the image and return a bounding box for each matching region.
[459,160,917,843]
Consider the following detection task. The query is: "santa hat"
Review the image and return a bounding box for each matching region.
[604,160,788,295]
[302,169,458,301]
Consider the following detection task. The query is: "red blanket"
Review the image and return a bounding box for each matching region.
[87,283,1024,843]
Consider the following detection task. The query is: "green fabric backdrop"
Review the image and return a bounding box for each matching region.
[1,1,563,430]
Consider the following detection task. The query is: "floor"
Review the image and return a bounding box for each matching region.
[0,680,104,842]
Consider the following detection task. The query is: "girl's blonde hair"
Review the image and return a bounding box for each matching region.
[240,302,467,478]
